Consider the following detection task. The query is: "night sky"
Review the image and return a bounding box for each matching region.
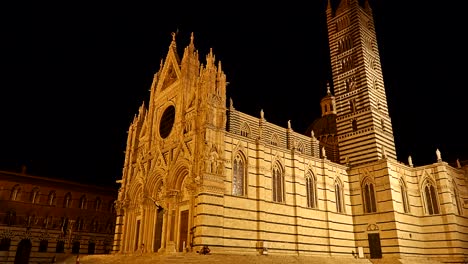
[1,1,466,186]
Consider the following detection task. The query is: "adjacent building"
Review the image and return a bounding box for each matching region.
[0,169,117,263]
[113,1,468,263]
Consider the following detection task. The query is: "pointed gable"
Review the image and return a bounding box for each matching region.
[157,32,183,93]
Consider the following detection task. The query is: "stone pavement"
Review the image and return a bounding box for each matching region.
[54,252,447,264]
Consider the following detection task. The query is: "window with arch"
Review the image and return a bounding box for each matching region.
[453,187,462,215]
[60,217,69,234]
[56,240,65,253]
[305,171,317,208]
[335,179,345,213]
[48,191,56,206]
[362,178,377,213]
[400,179,410,213]
[272,162,284,203]
[79,195,87,209]
[338,35,353,54]
[91,218,99,232]
[0,238,11,251]
[43,216,52,229]
[296,141,305,154]
[232,152,246,196]
[95,197,102,210]
[5,210,16,226]
[30,187,40,203]
[10,184,21,201]
[423,180,439,215]
[240,122,250,137]
[105,219,114,233]
[39,239,48,252]
[270,133,279,146]
[352,119,358,132]
[76,217,84,231]
[346,77,356,92]
[350,99,356,113]
[63,193,72,208]
[109,200,116,213]
[26,214,36,227]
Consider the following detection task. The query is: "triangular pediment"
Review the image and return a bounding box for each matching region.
[157,44,182,93]
[172,140,193,162]
[161,62,179,91]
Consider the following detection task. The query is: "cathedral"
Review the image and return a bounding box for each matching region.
[113,0,468,263]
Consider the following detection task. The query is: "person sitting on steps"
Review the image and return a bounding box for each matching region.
[197,245,210,255]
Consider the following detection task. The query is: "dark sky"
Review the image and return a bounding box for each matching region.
[1,1,466,186]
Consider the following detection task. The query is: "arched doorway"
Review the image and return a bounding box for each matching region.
[153,206,164,252]
[178,209,189,252]
[72,241,80,254]
[14,239,32,264]
[88,241,96,254]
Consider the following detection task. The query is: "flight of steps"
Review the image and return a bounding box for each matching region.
[58,252,373,264]
[56,253,450,264]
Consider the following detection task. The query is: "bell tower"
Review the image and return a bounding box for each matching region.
[326,0,396,166]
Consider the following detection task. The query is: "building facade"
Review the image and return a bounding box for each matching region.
[113,1,468,263]
[0,170,117,264]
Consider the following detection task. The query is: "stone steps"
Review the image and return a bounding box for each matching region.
[58,252,374,264]
[56,253,448,264]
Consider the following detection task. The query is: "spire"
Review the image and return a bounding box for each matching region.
[326,82,331,95]
[363,0,372,11]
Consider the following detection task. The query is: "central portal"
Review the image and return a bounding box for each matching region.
[178,210,189,252]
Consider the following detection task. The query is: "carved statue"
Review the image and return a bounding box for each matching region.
[436,149,442,162]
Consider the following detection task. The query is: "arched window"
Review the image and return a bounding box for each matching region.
[5,210,16,226]
[95,197,102,210]
[400,179,410,213]
[453,187,462,215]
[30,187,40,204]
[60,217,69,235]
[296,141,305,154]
[43,216,52,229]
[350,99,357,113]
[362,179,377,213]
[272,162,284,203]
[76,217,84,231]
[240,122,250,137]
[270,133,279,146]
[63,193,72,208]
[232,152,246,196]
[79,195,87,209]
[91,219,99,232]
[10,184,21,201]
[56,240,65,253]
[48,191,56,206]
[26,214,36,227]
[39,239,48,252]
[352,119,358,132]
[109,200,116,213]
[423,181,439,215]
[335,179,345,213]
[306,171,317,208]
[0,238,11,251]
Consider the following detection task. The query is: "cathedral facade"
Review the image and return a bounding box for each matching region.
[113,1,467,263]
